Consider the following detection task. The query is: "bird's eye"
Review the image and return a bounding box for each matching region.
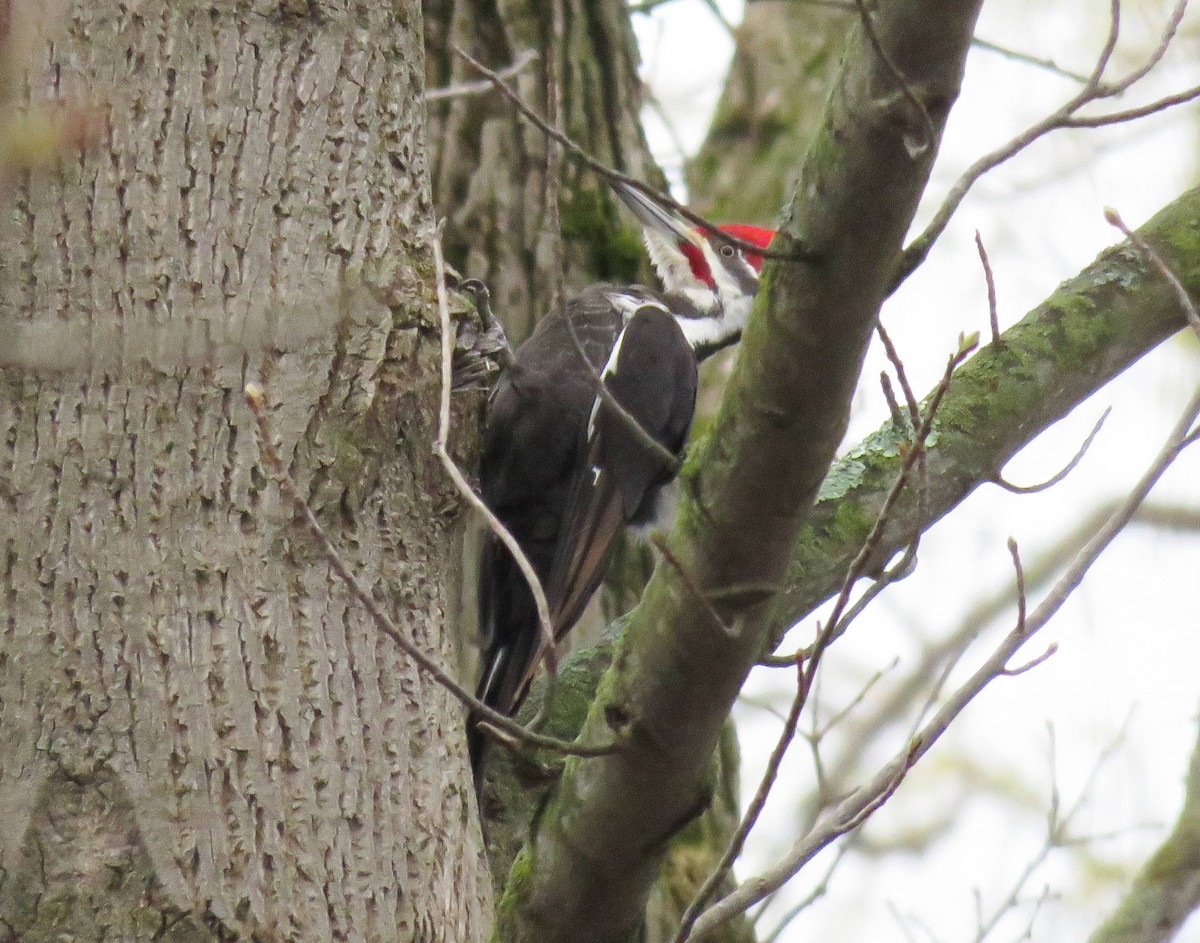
[719,244,736,258]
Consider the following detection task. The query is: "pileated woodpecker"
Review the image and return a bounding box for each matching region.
[470,183,775,781]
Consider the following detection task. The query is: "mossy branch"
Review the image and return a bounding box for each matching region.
[769,186,1200,639]
[1087,711,1200,943]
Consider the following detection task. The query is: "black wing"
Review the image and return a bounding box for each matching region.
[543,303,698,652]
[472,287,628,772]
[470,289,697,782]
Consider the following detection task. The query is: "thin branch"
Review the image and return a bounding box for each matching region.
[815,334,976,654]
[757,846,849,943]
[996,407,1110,494]
[880,371,907,430]
[972,720,1132,943]
[1002,644,1059,677]
[697,0,737,36]
[544,1,566,316]
[687,325,1200,943]
[1063,81,1200,128]
[242,383,612,759]
[651,534,734,638]
[430,235,559,683]
[802,502,1198,838]
[1008,537,1027,632]
[893,0,1200,290]
[970,37,1091,84]
[423,48,538,102]
[1105,206,1200,340]
[560,304,684,476]
[676,339,974,943]
[876,321,921,430]
[852,0,934,157]
[672,656,808,943]
[451,44,805,263]
[974,230,1001,346]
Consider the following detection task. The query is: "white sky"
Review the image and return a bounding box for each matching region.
[632,3,1200,941]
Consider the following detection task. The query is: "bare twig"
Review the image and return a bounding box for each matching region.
[672,656,807,943]
[758,846,849,943]
[1008,537,1027,631]
[852,0,934,157]
[697,0,737,36]
[971,721,1131,943]
[1003,644,1059,677]
[544,1,566,316]
[451,44,804,263]
[560,304,684,476]
[806,502,1199,835]
[970,37,1091,84]
[974,230,1001,346]
[880,371,906,430]
[893,0,1198,290]
[1105,207,1200,339]
[876,321,921,430]
[687,326,1200,943]
[675,339,975,943]
[432,237,575,739]
[651,534,734,637]
[431,235,559,680]
[996,407,1110,494]
[423,48,538,102]
[1063,81,1200,128]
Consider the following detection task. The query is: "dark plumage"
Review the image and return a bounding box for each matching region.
[471,286,696,776]
[469,186,776,790]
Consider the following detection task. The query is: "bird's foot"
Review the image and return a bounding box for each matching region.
[450,277,513,392]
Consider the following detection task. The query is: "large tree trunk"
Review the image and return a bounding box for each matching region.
[0,2,490,940]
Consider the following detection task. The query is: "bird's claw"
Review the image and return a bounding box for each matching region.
[451,278,513,392]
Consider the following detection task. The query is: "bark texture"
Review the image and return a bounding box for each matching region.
[0,2,490,940]
[768,187,1200,639]
[423,0,665,714]
[424,0,660,344]
[489,181,1200,943]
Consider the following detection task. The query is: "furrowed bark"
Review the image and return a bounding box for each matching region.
[424,0,660,343]
[0,2,490,939]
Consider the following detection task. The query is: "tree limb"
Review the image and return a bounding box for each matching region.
[1087,712,1200,943]
[768,187,1200,642]
[498,3,986,940]
[490,181,1200,943]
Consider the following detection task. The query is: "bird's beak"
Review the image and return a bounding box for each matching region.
[613,181,702,249]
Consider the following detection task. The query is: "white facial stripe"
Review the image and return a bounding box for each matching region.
[642,231,701,292]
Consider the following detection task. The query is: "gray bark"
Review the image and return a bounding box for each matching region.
[0,1,490,940]
[424,0,660,344]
